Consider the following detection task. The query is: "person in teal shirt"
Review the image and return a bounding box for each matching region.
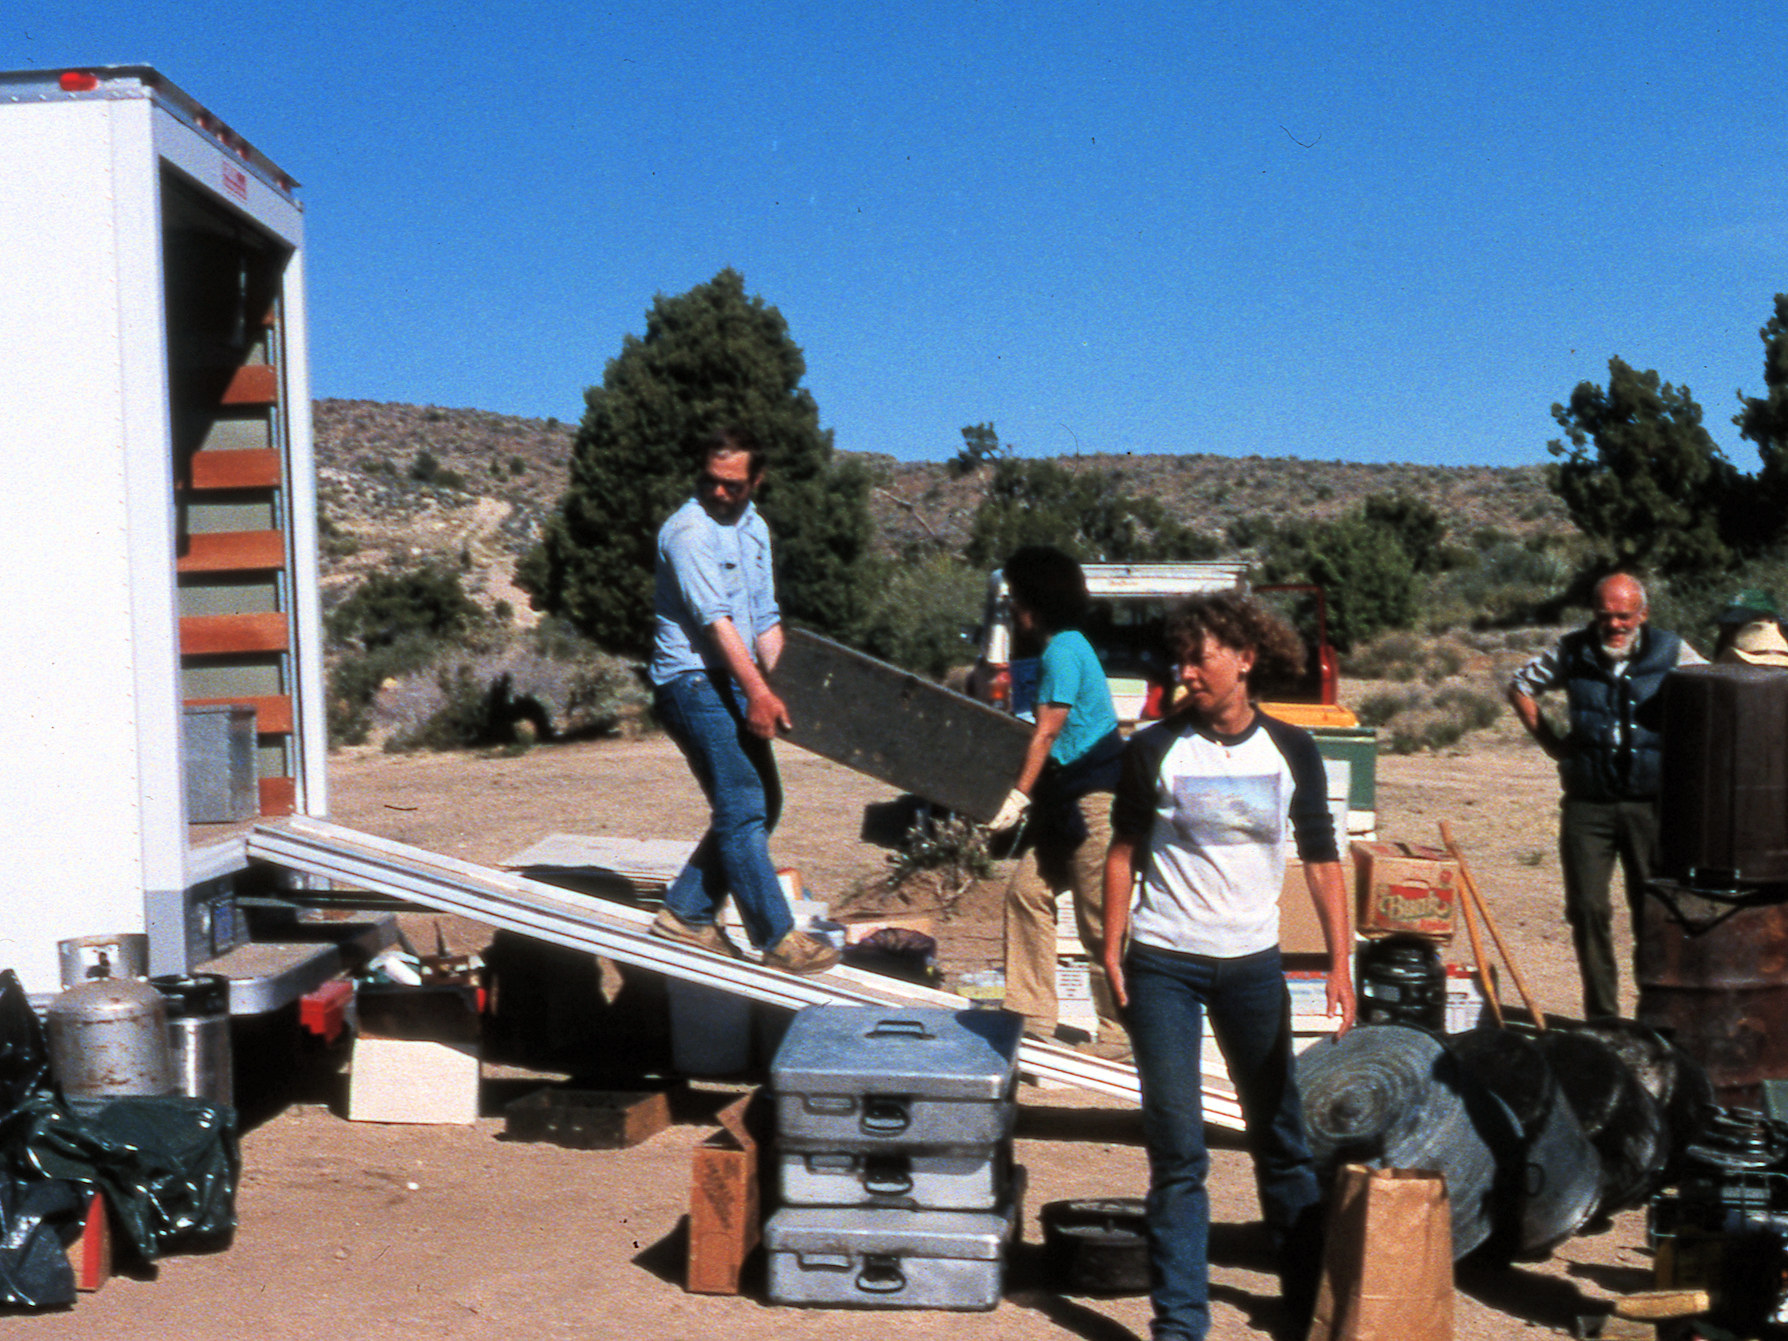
[989,546,1127,1047]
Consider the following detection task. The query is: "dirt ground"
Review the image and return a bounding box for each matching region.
[11,719,1662,1339]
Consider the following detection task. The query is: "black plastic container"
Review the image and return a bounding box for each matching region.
[1449,1026,1601,1258]
[1355,934,1447,1032]
[1658,665,1788,889]
[1039,1197,1149,1295]
[1533,1030,1668,1221]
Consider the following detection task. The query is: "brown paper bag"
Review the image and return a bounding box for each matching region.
[1306,1164,1454,1341]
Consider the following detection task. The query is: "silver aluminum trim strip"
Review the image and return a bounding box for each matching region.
[244,816,1243,1127]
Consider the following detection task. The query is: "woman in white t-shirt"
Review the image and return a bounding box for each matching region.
[1101,591,1354,1341]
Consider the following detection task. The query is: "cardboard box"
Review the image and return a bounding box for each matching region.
[687,1093,764,1295]
[1350,841,1459,940]
[349,1036,480,1124]
[1279,860,1352,955]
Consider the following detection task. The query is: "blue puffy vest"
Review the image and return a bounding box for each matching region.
[1558,625,1682,802]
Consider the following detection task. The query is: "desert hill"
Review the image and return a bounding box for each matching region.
[312,398,1568,619]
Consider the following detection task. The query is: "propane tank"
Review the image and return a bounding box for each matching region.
[47,972,177,1116]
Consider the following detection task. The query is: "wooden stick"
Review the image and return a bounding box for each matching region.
[1453,857,1504,1027]
[1440,822,1549,1032]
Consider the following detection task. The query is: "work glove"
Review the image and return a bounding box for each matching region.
[989,788,1029,832]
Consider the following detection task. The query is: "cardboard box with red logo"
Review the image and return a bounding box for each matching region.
[1350,841,1459,940]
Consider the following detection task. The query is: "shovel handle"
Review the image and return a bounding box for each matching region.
[1440,822,1548,1032]
[1454,862,1503,1028]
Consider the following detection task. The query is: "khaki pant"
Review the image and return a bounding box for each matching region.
[1003,792,1122,1035]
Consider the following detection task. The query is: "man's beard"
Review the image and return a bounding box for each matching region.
[1600,636,1635,662]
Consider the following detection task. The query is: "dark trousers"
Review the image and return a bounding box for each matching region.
[1124,942,1323,1341]
[1559,797,1658,1020]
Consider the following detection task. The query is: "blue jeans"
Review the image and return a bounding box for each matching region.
[1124,942,1323,1341]
[653,670,793,951]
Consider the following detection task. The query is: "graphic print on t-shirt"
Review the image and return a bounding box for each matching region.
[1169,772,1285,848]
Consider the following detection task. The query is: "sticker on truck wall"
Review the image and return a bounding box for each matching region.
[222,163,248,202]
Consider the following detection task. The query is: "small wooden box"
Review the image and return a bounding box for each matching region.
[687,1093,764,1295]
[503,1088,671,1150]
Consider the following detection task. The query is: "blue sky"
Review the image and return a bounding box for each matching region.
[7,2,1784,468]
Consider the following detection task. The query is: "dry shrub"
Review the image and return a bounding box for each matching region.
[1378,686,1502,754]
[372,639,648,751]
[885,813,995,914]
[1341,631,1426,681]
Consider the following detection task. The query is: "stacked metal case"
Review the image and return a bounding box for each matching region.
[764,1005,1025,1309]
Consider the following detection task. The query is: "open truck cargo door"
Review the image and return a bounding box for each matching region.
[0,67,343,1004]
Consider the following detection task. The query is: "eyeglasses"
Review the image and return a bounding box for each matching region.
[699,471,752,498]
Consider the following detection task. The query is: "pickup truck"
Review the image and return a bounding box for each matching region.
[965,562,1356,729]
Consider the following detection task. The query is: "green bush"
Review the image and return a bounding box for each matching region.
[387,663,506,751]
[853,554,984,678]
[348,627,651,753]
[327,635,438,746]
[326,563,485,652]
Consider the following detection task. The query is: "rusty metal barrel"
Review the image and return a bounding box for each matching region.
[1637,882,1788,1108]
[1639,664,1788,1108]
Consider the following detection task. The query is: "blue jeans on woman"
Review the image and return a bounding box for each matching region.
[1124,942,1324,1341]
[653,670,794,952]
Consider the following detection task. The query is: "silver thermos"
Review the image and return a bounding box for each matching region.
[151,973,235,1109]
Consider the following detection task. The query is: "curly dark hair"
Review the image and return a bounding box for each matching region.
[1003,546,1089,633]
[1164,591,1305,689]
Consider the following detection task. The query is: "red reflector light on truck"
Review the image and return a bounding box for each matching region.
[59,71,100,92]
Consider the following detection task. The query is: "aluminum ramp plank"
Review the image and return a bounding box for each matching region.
[246,816,1244,1129]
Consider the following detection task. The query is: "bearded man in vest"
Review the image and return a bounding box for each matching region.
[1506,573,1705,1019]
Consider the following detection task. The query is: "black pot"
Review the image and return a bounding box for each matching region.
[1039,1197,1150,1295]
[1574,1017,1715,1180]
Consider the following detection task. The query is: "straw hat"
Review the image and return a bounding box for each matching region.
[1726,619,1788,667]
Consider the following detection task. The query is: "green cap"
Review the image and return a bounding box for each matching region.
[1717,588,1779,624]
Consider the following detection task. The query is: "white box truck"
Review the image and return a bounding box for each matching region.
[0,67,356,1005]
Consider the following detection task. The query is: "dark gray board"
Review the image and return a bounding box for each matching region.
[767,629,1030,821]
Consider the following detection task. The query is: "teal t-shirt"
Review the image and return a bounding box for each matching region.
[1037,629,1120,766]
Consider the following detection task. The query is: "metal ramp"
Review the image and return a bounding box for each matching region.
[247,816,1246,1129]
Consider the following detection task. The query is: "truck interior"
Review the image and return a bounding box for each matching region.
[164,170,305,820]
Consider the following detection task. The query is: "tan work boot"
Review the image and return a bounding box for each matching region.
[762,928,840,976]
[649,907,743,960]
